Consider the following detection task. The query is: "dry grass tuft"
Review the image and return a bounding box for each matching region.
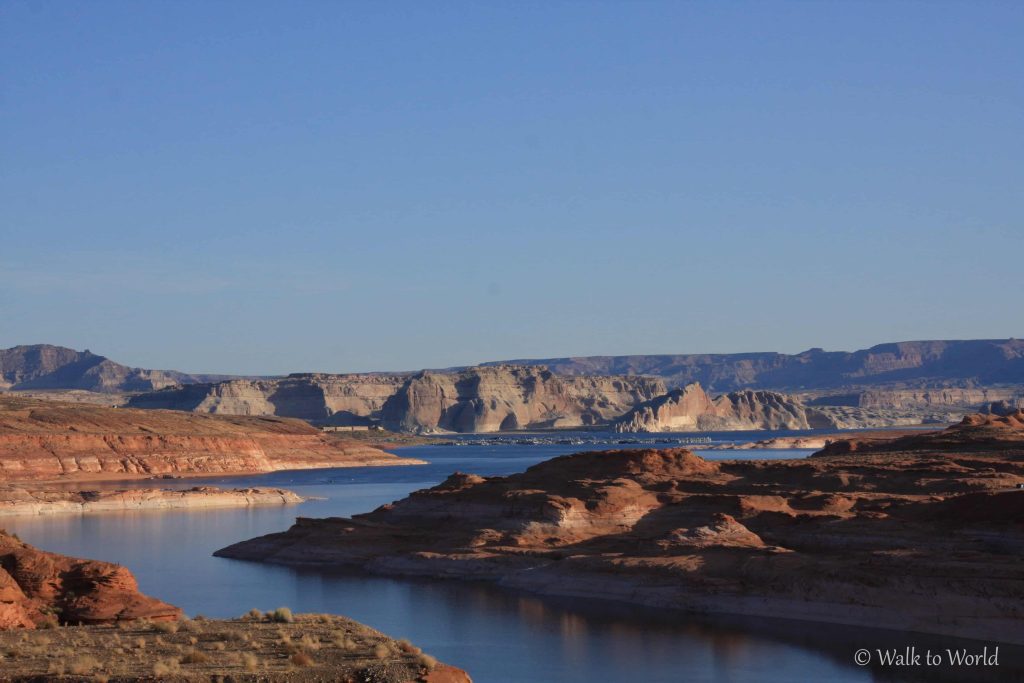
[269,607,293,623]
[290,651,315,667]
[242,652,260,672]
[397,638,421,655]
[68,654,100,675]
[373,642,390,659]
[152,620,179,634]
[418,653,438,670]
[153,657,181,675]
[180,649,211,664]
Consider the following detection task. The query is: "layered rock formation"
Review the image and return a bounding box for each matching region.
[0,530,181,628]
[0,344,236,393]
[613,383,836,432]
[379,365,666,433]
[217,416,1024,643]
[0,396,419,482]
[815,409,1024,456]
[0,486,305,517]
[487,338,1024,391]
[128,373,407,425]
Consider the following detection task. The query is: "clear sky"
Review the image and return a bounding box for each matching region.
[1,1,1021,375]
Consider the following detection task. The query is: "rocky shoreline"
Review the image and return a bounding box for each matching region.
[0,531,471,680]
[216,411,1024,645]
[0,485,306,517]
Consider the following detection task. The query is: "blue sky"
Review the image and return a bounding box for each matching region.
[1,1,1021,374]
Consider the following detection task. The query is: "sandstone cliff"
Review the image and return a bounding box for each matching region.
[127,373,408,425]
[0,530,181,628]
[613,383,837,432]
[217,417,1024,644]
[379,365,665,433]
[0,397,418,482]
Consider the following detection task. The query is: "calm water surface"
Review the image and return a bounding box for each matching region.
[5,432,1011,682]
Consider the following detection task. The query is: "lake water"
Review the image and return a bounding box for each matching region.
[5,431,1017,682]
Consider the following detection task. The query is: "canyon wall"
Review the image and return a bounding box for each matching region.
[127,373,407,425]
[613,383,837,432]
[0,397,416,482]
[379,365,665,433]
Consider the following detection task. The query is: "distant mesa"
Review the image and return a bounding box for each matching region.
[484,338,1024,391]
[4,340,1024,434]
[0,344,244,394]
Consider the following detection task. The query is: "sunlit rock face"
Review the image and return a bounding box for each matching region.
[380,365,666,433]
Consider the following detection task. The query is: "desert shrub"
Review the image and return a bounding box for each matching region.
[417,653,438,670]
[153,657,181,675]
[246,608,263,621]
[397,639,421,655]
[153,620,179,634]
[68,655,100,675]
[181,649,211,664]
[242,653,260,672]
[299,634,320,651]
[290,652,314,667]
[269,607,293,623]
[373,643,390,659]
[179,618,202,633]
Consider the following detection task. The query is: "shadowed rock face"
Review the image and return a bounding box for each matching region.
[0,396,418,482]
[380,365,666,433]
[217,415,1024,643]
[0,531,181,628]
[0,344,236,393]
[0,345,183,393]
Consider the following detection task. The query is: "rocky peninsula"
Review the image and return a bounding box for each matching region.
[0,531,470,681]
[0,529,181,628]
[0,396,420,482]
[217,411,1024,644]
[0,485,305,517]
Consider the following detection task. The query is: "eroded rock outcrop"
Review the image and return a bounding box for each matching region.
[128,373,408,425]
[613,383,837,432]
[0,397,419,482]
[380,365,665,433]
[0,530,181,628]
[218,416,1024,643]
